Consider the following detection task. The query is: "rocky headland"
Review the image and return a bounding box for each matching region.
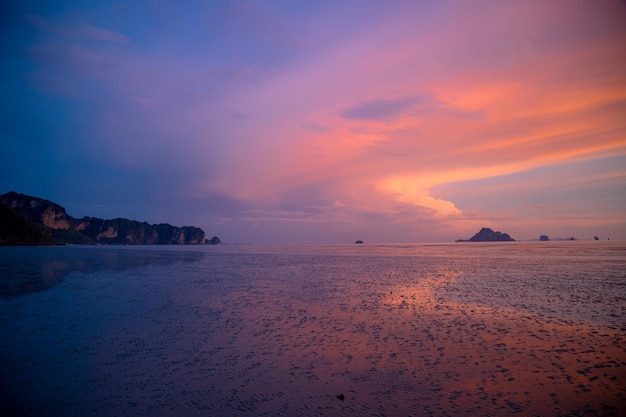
[0,204,57,245]
[0,191,208,245]
[456,227,515,242]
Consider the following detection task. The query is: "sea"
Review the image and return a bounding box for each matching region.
[1,241,625,416]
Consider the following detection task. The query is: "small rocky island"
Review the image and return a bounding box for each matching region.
[1,191,211,246]
[207,236,221,245]
[456,227,515,242]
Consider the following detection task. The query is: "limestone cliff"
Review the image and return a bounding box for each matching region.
[73,217,206,245]
[0,204,58,245]
[0,191,206,245]
[0,191,71,230]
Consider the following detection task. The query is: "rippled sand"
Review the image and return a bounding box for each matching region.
[1,243,625,416]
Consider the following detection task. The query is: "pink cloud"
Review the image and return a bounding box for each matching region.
[201,0,625,239]
[17,1,626,241]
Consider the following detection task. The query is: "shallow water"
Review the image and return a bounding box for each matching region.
[1,242,625,416]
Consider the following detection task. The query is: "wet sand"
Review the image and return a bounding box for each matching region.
[1,244,625,416]
[199,257,625,416]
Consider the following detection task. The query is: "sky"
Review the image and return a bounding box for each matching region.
[1,0,625,243]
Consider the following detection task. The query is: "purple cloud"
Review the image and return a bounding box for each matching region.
[3,0,625,243]
[341,95,431,121]
[73,23,130,43]
[301,122,331,133]
[26,14,130,43]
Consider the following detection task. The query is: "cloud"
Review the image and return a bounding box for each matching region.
[130,96,157,106]
[6,0,626,242]
[301,122,331,133]
[26,14,130,43]
[377,180,462,217]
[73,23,130,43]
[341,95,431,121]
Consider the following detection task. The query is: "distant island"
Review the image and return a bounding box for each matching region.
[207,236,221,245]
[456,227,515,242]
[534,236,579,242]
[0,191,214,246]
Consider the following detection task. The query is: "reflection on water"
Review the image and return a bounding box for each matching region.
[0,246,204,298]
[0,243,624,416]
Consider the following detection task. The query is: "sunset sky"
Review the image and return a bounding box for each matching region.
[1,0,625,243]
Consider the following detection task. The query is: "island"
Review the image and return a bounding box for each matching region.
[0,191,210,245]
[207,236,221,245]
[456,227,515,242]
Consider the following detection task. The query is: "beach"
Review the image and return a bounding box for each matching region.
[1,242,624,416]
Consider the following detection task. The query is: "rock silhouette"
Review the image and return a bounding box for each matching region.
[1,191,206,245]
[456,227,515,242]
